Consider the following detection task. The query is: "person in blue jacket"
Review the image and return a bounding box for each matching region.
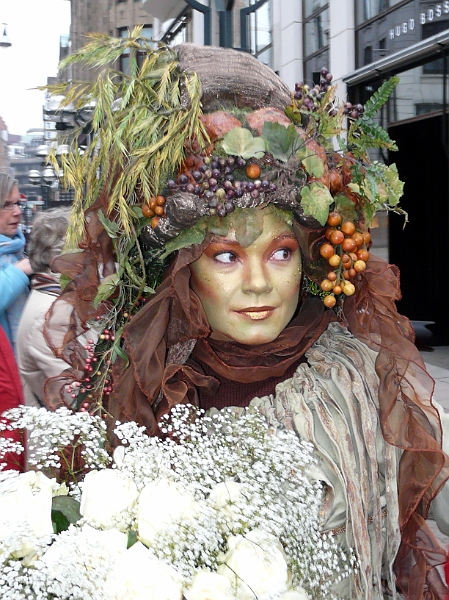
[0,172,33,350]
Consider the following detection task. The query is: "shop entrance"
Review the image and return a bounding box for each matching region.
[389,114,449,345]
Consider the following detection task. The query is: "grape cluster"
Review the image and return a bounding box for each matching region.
[318,211,371,307]
[343,101,364,120]
[292,67,334,113]
[164,156,277,219]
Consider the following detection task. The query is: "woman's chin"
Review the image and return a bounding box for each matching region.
[210,328,281,346]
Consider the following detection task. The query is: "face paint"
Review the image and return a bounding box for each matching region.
[190,209,302,345]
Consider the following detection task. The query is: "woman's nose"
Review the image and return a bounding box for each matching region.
[241,260,273,295]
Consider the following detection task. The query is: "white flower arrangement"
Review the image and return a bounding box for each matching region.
[0,404,356,599]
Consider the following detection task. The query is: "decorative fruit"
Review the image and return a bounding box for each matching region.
[342,237,357,253]
[320,279,333,292]
[341,221,356,236]
[319,243,335,259]
[328,170,343,195]
[151,216,160,229]
[343,282,356,296]
[353,260,366,272]
[327,211,341,227]
[142,204,154,218]
[330,230,344,245]
[323,295,336,308]
[156,195,166,206]
[357,249,370,262]
[246,164,261,179]
[328,254,341,267]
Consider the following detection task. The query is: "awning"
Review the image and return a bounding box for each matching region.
[344,29,449,86]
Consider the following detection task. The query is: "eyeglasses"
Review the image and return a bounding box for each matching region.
[0,200,26,211]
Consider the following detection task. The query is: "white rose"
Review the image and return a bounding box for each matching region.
[137,478,199,546]
[279,589,310,600]
[185,571,236,600]
[39,525,128,595]
[104,541,183,600]
[0,471,54,558]
[217,529,289,600]
[209,481,243,525]
[80,469,139,529]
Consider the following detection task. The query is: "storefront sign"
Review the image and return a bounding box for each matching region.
[388,3,449,39]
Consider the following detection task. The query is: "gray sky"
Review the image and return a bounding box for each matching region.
[0,0,71,136]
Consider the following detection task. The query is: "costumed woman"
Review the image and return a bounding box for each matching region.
[41,33,449,600]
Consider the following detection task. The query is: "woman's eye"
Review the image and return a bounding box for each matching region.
[214,252,238,264]
[271,248,292,261]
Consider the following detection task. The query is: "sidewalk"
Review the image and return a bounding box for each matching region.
[420,346,449,566]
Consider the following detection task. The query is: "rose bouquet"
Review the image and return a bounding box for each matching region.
[0,405,355,599]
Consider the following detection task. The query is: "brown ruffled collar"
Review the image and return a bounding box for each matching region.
[192,296,334,384]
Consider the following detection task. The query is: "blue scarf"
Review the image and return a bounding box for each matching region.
[0,228,26,261]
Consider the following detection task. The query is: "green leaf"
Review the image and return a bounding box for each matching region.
[231,208,264,248]
[221,128,266,159]
[261,122,302,162]
[97,209,120,238]
[127,530,138,549]
[129,206,144,219]
[377,163,404,206]
[363,76,399,118]
[284,105,303,126]
[52,496,81,533]
[300,182,334,226]
[334,194,358,223]
[301,153,325,179]
[161,222,207,258]
[94,272,120,308]
[111,343,130,367]
[363,203,377,228]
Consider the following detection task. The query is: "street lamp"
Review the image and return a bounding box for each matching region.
[42,166,58,185]
[0,23,11,49]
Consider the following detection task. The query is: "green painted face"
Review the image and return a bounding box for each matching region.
[189,208,302,346]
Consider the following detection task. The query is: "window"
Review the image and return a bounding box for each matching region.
[304,0,327,18]
[422,21,449,75]
[248,0,272,65]
[355,0,388,25]
[118,25,153,74]
[304,7,329,56]
[303,2,329,86]
[364,46,373,66]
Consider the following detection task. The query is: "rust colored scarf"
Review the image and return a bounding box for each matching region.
[108,245,334,436]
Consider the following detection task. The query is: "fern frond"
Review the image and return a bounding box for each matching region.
[349,116,398,150]
[362,76,399,118]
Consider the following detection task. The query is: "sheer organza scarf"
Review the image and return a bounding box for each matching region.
[343,255,449,600]
[108,245,334,435]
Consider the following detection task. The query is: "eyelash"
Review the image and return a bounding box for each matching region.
[214,247,293,264]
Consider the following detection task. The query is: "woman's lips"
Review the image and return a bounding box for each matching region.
[236,307,275,320]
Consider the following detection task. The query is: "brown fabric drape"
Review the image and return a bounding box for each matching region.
[343,255,449,600]
[108,248,334,436]
[192,295,334,383]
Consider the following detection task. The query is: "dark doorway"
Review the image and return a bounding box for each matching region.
[389,115,449,344]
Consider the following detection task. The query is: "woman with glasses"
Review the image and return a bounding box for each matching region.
[0,171,33,350]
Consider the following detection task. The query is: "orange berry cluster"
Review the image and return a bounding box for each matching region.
[318,211,371,308]
[142,195,167,229]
